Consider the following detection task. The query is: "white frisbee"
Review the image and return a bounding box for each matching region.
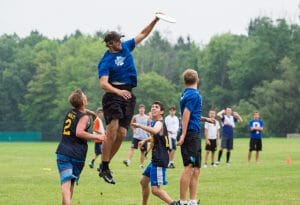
[156,13,176,23]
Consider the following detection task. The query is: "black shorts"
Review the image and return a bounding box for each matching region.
[94,142,102,155]
[180,132,201,168]
[221,137,233,150]
[131,138,148,152]
[169,138,177,151]
[205,139,217,152]
[249,138,262,151]
[102,89,136,129]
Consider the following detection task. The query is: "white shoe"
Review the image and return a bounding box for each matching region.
[212,164,217,168]
[226,162,231,166]
[215,161,220,165]
[139,164,144,169]
[203,164,208,168]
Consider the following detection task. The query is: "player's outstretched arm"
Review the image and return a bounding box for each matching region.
[134,14,159,44]
[76,115,106,141]
[132,121,163,135]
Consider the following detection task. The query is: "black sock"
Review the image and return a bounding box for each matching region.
[226,151,231,163]
[218,150,223,161]
[91,159,95,163]
[102,161,109,170]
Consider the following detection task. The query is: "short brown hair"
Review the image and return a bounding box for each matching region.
[68,89,84,109]
[182,69,199,85]
[169,106,176,111]
[152,101,164,112]
[139,104,145,108]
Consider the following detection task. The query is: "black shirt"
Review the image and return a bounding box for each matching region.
[56,109,89,161]
[151,121,169,168]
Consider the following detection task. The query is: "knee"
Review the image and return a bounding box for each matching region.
[118,128,127,138]
[140,177,149,187]
[151,187,160,196]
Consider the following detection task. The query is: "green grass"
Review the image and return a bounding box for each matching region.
[0,138,299,205]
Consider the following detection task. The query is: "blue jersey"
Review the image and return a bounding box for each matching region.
[98,39,137,87]
[249,119,264,139]
[221,115,237,138]
[180,88,202,133]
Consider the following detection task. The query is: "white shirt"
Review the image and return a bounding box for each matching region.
[204,121,220,139]
[165,115,179,139]
[133,114,149,140]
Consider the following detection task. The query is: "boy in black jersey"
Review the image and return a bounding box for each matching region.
[132,101,178,205]
[56,89,105,205]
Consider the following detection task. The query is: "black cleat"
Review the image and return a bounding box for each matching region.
[123,160,129,167]
[98,166,116,184]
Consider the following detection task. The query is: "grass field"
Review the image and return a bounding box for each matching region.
[0,138,299,205]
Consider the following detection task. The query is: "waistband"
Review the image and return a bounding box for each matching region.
[111,83,134,91]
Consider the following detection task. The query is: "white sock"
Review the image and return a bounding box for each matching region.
[189,199,198,205]
[180,200,188,205]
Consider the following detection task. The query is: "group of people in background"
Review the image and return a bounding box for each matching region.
[55,13,265,205]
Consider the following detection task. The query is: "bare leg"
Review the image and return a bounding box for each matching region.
[127,147,135,161]
[151,186,173,204]
[102,119,119,162]
[61,181,72,205]
[109,127,127,161]
[179,165,193,201]
[169,150,175,162]
[204,151,209,164]
[248,151,252,162]
[211,151,215,164]
[189,168,200,200]
[256,151,259,163]
[140,150,145,166]
[140,176,150,205]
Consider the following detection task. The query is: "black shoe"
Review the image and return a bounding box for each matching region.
[89,161,94,169]
[168,163,175,169]
[170,201,180,205]
[123,160,129,167]
[98,167,116,184]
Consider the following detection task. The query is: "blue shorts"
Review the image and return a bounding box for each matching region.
[56,154,85,185]
[142,162,167,186]
[94,142,102,155]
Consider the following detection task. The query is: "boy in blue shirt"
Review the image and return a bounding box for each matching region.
[97,14,160,184]
[248,111,264,163]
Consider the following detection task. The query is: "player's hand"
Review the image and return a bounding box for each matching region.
[207,118,216,125]
[96,134,106,142]
[131,123,139,128]
[206,139,211,145]
[177,135,185,146]
[117,90,132,100]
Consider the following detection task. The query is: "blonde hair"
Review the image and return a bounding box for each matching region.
[182,69,199,85]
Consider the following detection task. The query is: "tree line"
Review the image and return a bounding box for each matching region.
[0,16,299,140]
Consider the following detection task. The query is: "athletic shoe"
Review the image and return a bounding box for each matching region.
[176,201,188,205]
[139,164,144,169]
[89,161,94,169]
[226,162,231,166]
[203,163,208,168]
[189,200,200,205]
[123,160,129,167]
[170,201,180,205]
[168,163,175,169]
[215,161,220,165]
[98,166,116,184]
[211,163,217,168]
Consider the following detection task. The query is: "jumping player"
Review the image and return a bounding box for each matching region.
[97,14,160,184]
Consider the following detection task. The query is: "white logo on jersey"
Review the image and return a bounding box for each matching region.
[115,56,125,66]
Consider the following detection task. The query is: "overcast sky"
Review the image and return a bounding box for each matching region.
[1,0,299,44]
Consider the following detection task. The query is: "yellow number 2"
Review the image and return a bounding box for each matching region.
[165,136,169,148]
[63,118,72,136]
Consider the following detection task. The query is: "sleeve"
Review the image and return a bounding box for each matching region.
[174,117,179,132]
[234,117,238,123]
[184,95,199,112]
[97,55,109,78]
[204,122,209,129]
[123,38,136,52]
[216,121,220,129]
[249,120,252,128]
[93,117,100,132]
